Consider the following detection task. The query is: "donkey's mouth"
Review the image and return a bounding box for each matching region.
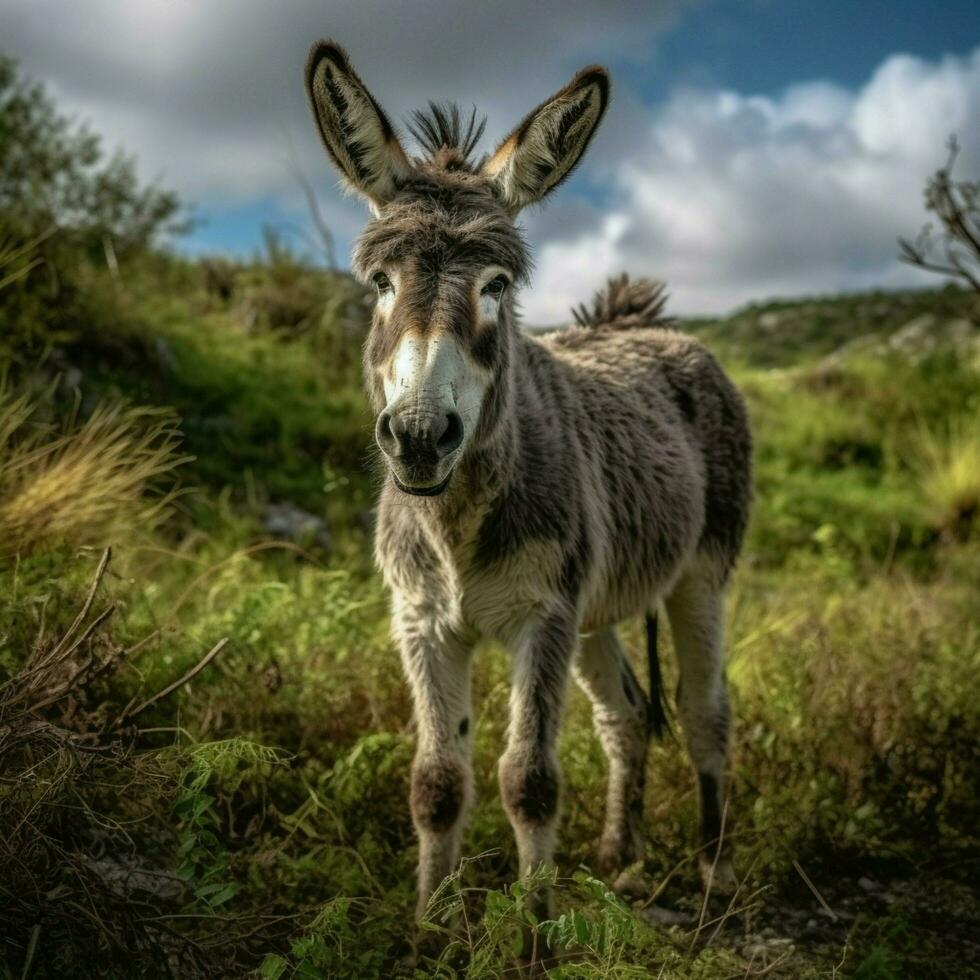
[392,469,453,497]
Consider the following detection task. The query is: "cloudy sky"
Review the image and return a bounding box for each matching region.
[3,0,979,319]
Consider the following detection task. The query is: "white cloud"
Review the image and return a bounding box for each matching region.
[2,0,688,203]
[523,47,980,320]
[2,0,693,273]
[4,6,978,316]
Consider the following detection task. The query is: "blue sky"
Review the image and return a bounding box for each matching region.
[4,0,979,317]
[639,0,975,94]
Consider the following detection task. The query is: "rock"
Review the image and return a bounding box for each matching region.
[49,347,84,392]
[889,314,936,351]
[946,317,976,344]
[83,855,184,901]
[742,935,794,962]
[889,314,975,358]
[700,854,738,896]
[264,503,332,551]
[154,336,179,372]
[641,904,692,926]
[199,415,236,436]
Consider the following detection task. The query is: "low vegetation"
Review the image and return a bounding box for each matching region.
[1,56,978,978]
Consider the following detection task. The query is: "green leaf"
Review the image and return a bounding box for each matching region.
[258,953,288,980]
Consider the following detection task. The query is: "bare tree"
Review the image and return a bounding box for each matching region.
[290,163,337,270]
[899,136,980,322]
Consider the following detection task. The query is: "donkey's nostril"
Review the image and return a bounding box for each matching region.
[375,411,397,453]
[436,411,464,456]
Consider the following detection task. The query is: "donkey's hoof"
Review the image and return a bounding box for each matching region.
[596,834,640,881]
[698,854,738,896]
[594,846,620,880]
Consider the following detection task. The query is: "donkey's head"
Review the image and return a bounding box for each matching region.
[305,41,609,495]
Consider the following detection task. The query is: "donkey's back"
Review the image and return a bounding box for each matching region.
[526,276,752,629]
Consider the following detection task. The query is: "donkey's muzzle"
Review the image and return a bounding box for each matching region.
[375,409,463,491]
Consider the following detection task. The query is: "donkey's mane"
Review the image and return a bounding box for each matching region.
[407,102,487,169]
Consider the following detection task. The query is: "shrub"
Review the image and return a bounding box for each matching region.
[0,55,187,351]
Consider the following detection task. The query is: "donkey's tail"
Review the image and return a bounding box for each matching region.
[645,613,672,739]
[572,274,673,331]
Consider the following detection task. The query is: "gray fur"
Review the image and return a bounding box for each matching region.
[305,40,753,926]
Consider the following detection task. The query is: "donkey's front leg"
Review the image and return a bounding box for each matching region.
[499,607,577,922]
[394,598,474,922]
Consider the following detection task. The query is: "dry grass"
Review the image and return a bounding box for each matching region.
[913,410,980,539]
[0,383,192,557]
[0,233,47,290]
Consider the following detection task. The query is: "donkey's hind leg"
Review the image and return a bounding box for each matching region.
[664,564,736,892]
[574,628,650,878]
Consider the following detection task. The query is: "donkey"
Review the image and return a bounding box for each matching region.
[305,41,752,926]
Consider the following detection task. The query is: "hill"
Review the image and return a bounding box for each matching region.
[687,285,978,366]
[2,245,978,977]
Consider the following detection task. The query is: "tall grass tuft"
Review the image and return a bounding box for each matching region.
[0,233,47,291]
[914,411,980,539]
[0,383,192,557]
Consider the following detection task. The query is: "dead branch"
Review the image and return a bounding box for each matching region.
[23,547,112,679]
[119,637,229,722]
[899,135,980,317]
[290,162,337,269]
[0,550,234,978]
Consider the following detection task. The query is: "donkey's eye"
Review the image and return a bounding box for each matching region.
[481,275,508,299]
[373,271,393,295]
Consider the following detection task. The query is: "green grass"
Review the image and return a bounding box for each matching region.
[1,258,978,978]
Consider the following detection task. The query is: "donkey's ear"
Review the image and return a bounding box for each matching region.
[305,40,410,209]
[483,66,609,212]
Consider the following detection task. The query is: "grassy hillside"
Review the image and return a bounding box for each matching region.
[2,237,979,979]
[687,284,977,367]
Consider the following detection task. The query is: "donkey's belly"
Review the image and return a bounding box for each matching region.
[579,556,687,634]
